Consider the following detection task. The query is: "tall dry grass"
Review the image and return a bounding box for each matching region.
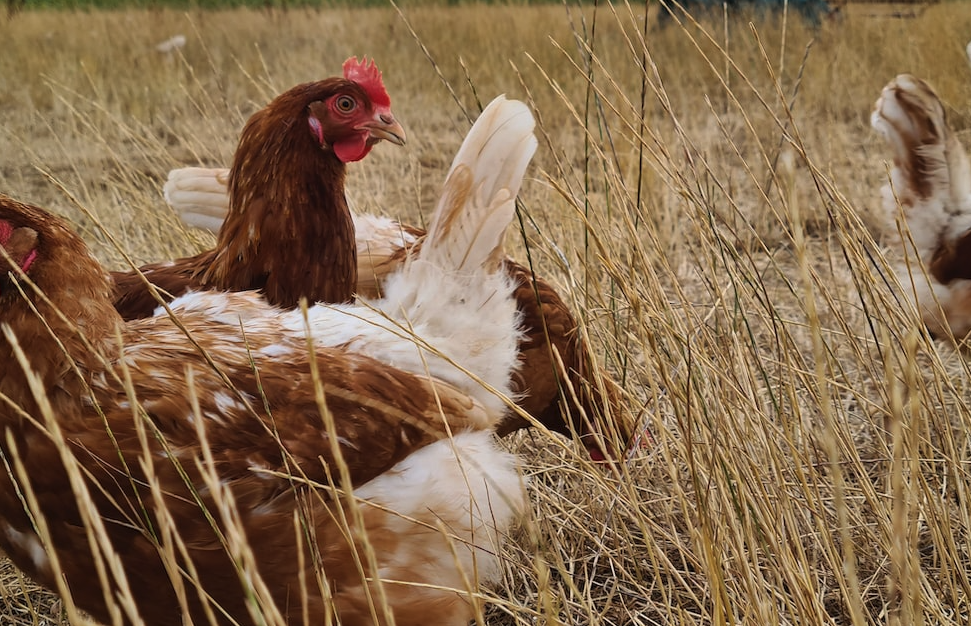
[2,1,971,624]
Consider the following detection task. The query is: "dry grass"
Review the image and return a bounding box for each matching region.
[2,2,971,625]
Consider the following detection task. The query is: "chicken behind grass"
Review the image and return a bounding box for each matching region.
[111,57,406,319]
[872,74,971,338]
[164,170,631,460]
[0,96,535,626]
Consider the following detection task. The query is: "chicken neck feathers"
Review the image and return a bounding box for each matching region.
[208,93,357,306]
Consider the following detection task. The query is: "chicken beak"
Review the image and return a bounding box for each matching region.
[364,111,406,147]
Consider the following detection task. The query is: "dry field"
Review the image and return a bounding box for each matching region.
[2,2,971,625]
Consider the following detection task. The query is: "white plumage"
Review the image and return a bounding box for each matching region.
[164,166,229,232]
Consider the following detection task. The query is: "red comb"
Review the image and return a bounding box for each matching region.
[342,57,391,108]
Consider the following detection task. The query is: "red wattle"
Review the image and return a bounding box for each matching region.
[20,249,37,273]
[587,445,607,463]
[334,136,371,163]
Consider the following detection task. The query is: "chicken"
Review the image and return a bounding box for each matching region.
[0,94,534,626]
[871,74,971,339]
[111,56,406,319]
[164,168,630,461]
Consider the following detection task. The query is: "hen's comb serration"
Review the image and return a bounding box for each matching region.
[342,56,390,107]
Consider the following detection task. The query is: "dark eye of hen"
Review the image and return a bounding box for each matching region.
[334,95,356,113]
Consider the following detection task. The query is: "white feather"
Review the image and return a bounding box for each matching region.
[353,431,524,585]
[421,95,538,273]
[163,167,229,230]
[873,74,971,337]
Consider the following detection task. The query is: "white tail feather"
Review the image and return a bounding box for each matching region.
[163,166,230,234]
[420,95,538,273]
[355,96,536,415]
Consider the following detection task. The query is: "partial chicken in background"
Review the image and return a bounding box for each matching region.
[111,56,406,319]
[872,73,971,339]
[0,95,534,626]
[164,156,632,461]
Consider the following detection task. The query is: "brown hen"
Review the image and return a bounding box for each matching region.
[164,176,631,460]
[111,57,406,318]
[0,96,535,625]
[0,154,524,625]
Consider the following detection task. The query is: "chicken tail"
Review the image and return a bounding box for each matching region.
[872,75,971,277]
[872,74,971,337]
[872,75,971,208]
[372,97,536,417]
[419,95,538,274]
[163,166,231,234]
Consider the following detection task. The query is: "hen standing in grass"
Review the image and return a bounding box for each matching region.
[872,74,971,339]
[111,56,406,318]
[0,95,535,626]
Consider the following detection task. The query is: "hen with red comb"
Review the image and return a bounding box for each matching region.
[111,58,406,319]
[343,56,391,108]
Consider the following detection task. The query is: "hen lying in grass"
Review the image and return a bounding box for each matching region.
[0,94,534,626]
[872,73,971,339]
[163,133,631,460]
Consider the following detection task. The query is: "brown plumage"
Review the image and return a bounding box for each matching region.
[165,170,633,459]
[872,74,971,338]
[111,57,406,319]
[0,191,523,626]
[0,98,535,625]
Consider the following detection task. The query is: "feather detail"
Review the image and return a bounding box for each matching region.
[422,95,537,274]
[163,166,230,234]
[872,74,971,338]
[365,96,536,416]
[347,213,421,298]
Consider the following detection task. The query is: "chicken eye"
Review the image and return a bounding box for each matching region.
[335,95,356,113]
